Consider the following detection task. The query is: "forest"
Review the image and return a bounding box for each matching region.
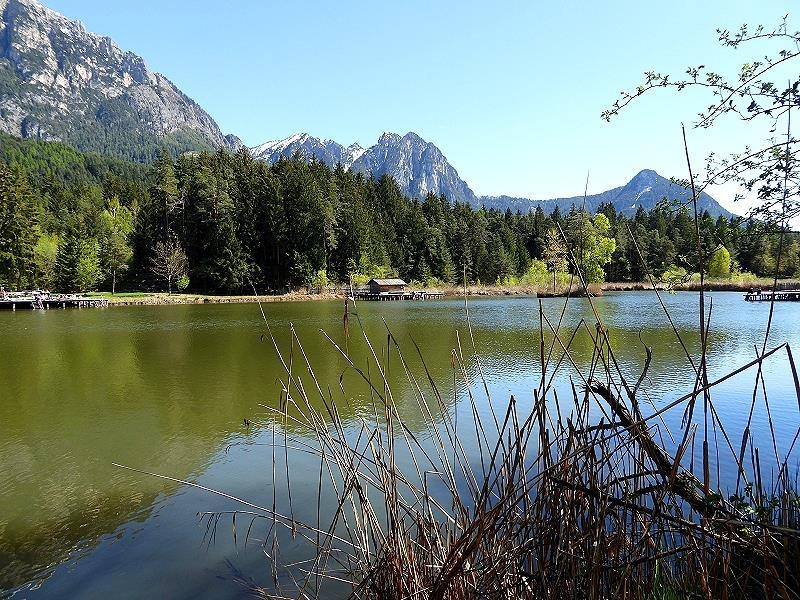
[0,132,798,294]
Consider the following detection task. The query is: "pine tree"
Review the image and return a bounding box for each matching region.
[0,165,40,289]
[55,227,100,292]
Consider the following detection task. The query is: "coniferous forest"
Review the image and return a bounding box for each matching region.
[0,132,798,295]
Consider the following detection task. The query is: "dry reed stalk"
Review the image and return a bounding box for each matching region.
[119,215,800,599]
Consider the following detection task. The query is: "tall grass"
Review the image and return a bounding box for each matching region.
[121,145,800,598]
[215,278,796,599]
[114,266,800,598]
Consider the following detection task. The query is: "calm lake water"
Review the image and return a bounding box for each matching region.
[2,292,799,598]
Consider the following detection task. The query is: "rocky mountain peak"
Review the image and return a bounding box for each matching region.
[0,0,238,160]
[377,131,401,145]
[250,130,477,204]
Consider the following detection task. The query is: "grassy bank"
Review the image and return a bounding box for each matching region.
[88,290,344,306]
[85,277,800,306]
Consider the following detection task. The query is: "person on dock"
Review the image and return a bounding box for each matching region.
[0,286,5,299]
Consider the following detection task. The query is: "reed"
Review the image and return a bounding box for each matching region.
[134,137,799,597]
[189,268,794,600]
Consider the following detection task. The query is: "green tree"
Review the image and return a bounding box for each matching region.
[542,227,568,291]
[707,245,732,278]
[183,160,245,292]
[33,232,59,289]
[148,149,180,240]
[0,165,40,288]
[97,196,134,294]
[55,228,100,292]
[565,211,616,283]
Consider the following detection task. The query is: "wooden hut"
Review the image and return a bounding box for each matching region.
[368,278,407,295]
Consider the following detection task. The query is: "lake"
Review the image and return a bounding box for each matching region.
[2,292,799,598]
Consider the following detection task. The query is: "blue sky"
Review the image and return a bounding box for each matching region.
[44,1,794,213]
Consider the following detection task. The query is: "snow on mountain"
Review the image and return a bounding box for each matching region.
[249,131,477,204]
[250,133,362,169]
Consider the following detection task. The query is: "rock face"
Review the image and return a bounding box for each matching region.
[352,132,477,204]
[0,0,238,159]
[480,169,734,219]
[251,131,478,204]
[251,133,365,168]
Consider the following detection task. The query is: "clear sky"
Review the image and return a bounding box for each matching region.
[43,0,795,215]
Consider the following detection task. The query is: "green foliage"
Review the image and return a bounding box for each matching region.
[310,269,329,289]
[707,245,732,278]
[55,228,101,292]
[97,196,134,294]
[2,136,797,295]
[33,232,59,289]
[660,264,692,290]
[565,211,616,283]
[0,164,40,288]
[518,259,550,286]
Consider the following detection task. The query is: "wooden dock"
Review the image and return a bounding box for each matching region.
[0,293,108,310]
[743,289,800,302]
[353,291,445,301]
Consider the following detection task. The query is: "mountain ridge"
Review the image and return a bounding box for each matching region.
[1,0,735,219]
[478,169,733,218]
[0,0,240,160]
[251,131,734,218]
[250,131,478,206]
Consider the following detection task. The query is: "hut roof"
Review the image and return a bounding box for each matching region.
[369,278,407,286]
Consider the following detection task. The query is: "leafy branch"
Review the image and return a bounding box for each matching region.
[602,17,800,224]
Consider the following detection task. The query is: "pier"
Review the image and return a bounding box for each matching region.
[743,289,800,302]
[351,278,445,301]
[0,292,108,310]
[353,290,445,301]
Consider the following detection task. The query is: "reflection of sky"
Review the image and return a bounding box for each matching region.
[442,292,800,495]
[5,293,799,599]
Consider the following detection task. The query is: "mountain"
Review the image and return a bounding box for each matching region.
[250,131,478,205]
[0,0,240,161]
[251,133,365,167]
[479,169,734,219]
[352,132,477,204]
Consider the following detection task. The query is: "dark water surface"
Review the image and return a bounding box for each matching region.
[2,292,799,598]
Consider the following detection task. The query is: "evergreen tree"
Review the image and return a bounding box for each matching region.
[0,165,40,288]
[55,227,100,292]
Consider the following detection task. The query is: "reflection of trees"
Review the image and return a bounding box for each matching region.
[3,295,796,594]
[0,306,273,591]
[257,314,458,435]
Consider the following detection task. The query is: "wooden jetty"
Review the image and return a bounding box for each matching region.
[353,290,445,301]
[350,278,445,301]
[743,289,800,302]
[0,292,108,310]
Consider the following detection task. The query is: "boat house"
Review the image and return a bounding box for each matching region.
[368,278,407,294]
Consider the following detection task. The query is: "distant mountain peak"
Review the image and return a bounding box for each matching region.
[250,130,477,204]
[479,169,733,219]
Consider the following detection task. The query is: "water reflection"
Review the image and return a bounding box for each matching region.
[1,292,798,597]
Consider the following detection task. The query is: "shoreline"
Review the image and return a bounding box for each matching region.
[93,279,800,306]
